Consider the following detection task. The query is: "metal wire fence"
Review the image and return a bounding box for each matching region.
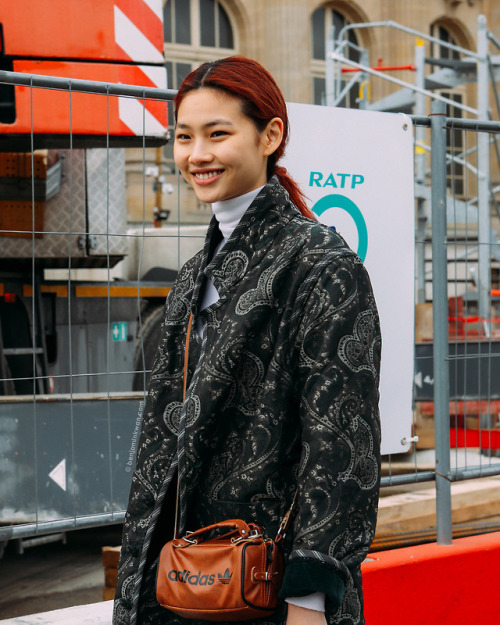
[378,105,500,549]
[1,71,500,551]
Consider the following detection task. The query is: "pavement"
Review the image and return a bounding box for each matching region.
[0,526,122,620]
[0,602,113,625]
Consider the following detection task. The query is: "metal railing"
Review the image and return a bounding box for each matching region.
[1,70,500,550]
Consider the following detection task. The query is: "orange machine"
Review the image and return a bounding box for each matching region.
[0,0,168,147]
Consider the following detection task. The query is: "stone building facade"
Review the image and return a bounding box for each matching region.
[126,0,499,225]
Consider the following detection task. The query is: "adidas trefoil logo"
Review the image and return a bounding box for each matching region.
[218,568,232,585]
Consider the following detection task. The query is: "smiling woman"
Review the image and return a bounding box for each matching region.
[174,89,282,204]
[172,57,313,218]
[113,56,381,625]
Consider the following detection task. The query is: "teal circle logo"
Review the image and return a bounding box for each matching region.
[312,194,368,262]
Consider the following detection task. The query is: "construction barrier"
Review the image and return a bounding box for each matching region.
[362,531,500,625]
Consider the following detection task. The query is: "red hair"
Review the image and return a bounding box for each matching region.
[174,56,314,220]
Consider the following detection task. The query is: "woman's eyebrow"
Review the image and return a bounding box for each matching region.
[176,119,234,130]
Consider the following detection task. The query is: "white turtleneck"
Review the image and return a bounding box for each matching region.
[212,186,263,240]
[198,186,263,321]
[197,185,325,614]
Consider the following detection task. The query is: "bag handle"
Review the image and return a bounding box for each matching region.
[176,519,255,545]
[185,518,252,537]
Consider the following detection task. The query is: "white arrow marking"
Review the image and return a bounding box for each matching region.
[49,458,67,492]
[414,371,422,389]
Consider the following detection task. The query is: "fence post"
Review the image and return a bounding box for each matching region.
[415,37,427,304]
[430,99,453,545]
[476,14,491,335]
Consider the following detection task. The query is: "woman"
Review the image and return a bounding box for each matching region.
[114,56,381,625]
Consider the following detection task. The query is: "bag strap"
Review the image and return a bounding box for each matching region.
[274,490,298,544]
[174,312,193,540]
[183,313,194,403]
[173,312,298,542]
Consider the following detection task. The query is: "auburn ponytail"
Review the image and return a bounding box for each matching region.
[174,56,316,221]
[274,166,315,220]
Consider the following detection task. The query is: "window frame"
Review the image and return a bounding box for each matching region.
[164,0,237,53]
[310,6,360,108]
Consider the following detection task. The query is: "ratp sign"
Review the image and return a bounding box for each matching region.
[284,103,415,455]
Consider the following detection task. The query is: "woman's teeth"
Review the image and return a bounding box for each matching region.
[195,171,222,179]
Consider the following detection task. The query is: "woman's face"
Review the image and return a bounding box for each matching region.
[174,88,282,204]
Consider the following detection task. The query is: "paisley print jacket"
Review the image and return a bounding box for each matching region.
[113,178,381,625]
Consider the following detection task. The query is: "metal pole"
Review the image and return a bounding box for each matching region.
[415,38,427,303]
[477,14,491,336]
[337,20,481,61]
[0,69,177,101]
[358,49,370,110]
[430,99,452,545]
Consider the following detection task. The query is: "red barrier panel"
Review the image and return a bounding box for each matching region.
[362,532,500,625]
[451,427,500,449]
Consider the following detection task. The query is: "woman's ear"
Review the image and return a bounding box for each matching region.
[263,117,284,156]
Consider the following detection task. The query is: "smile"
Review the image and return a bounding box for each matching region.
[193,170,224,181]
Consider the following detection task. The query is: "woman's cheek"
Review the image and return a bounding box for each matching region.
[173,144,185,169]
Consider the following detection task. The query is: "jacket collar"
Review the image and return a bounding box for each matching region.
[190,177,300,313]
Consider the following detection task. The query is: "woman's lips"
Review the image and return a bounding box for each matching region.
[192,169,224,185]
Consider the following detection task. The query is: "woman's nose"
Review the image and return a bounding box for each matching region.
[188,140,213,165]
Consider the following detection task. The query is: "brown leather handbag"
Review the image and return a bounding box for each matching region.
[155,314,296,620]
[156,516,291,621]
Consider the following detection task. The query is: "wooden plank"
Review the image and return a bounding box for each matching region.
[104,568,117,588]
[413,402,435,449]
[376,476,500,535]
[415,302,433,343]
[103,588,116,602]
[419,400,500,416]
[372,513,500,552]
[101,546,121,569]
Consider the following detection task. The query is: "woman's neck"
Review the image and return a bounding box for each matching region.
[212,186,264,241]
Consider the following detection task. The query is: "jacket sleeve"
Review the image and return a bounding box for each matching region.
[279,251,382,612]
[113,258,197,625]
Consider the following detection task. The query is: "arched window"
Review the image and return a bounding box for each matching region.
[199,0,234,48]
[163,0,236,107]
[163,0,237,161]
[162,0,237,222]
[164,0,234,52]
[430,23,464,195]
[430,24,461,62]
[311,6,360,108]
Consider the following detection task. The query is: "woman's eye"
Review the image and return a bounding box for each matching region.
[176,133,190,141]
[211,130,227,138]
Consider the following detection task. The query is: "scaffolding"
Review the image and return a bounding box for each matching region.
[328,15,500,329]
